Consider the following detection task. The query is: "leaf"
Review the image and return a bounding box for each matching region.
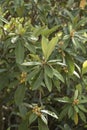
[15,40,24,64]
[82,60,87,74]
[74,90,78,100]
[68,106,74,119]
[46,36,58,60]
[32,70,43,90]
[65,54,75,75]
[53,79,60,92]
[44,65,53,78]
[41,36,48,59]
[22,62,41,66]
[78,105,87,112]
[41,114,48,125]
[55,97,71,103]
[64,9,74,22]
[29,112,37,125]
[18,117,29,130]
[53,69,64,83]
[41,25,59,36]
[26,68,40,82]
[74,105,79,113]
[38,118,49,130]
[0,16,8,23]
[44,72,52,92]
[24,42,36,54]
[72,38,86,53]
[14,85,26,106]
[41,110,58,119]
[74,112,78,125]
[79,110,86,123]
[0,69,6,73]
[7,128,10,130]
[19,105,27,118]
[59,105,69,121]
[76,18,87,28]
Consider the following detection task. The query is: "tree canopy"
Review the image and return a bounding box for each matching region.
[0,0,87,130]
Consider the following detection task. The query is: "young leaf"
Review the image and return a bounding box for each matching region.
[74,89,78,100]
[74,112,78,125]
[82,60,87,74]
[41,36,48,59]
[46,36,58,60]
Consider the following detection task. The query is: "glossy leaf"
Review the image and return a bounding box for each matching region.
[41,110,58,119]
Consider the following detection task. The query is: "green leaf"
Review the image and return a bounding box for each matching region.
[29,112,37,125]
[53,69,64,83]
[41,25,59,36]
[64,9,74,22]
[19,105,27,118]
[74,112,78,125]
[41,110,58,119]
[46,36,58,60]
[44,65,53,78]
[41,114,48,125]
[0,69,6,73]
[76,18,87,28]
[18,117,29,130]
[65,54,75,75]
[44,72,52,92]
[82,60,87,74]
[74,105,79,113]
[15,40,24,64]
[0,16,8,23]
[24,42,36,54]
[7,128,10,130]
[22,62,41,66]
[14,85,26,106]
[38,118,49,130]
[26,68,40,81]
[41,36,48,59]
[74,89,78,100]
[78,105,87,112]
[68,106,74,119]
[55,97,71,103]
[79,111,86,123]
[32,70,43,90]
[59,105,69,121]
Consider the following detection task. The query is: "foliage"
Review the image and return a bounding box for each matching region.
[0,0,87,130]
